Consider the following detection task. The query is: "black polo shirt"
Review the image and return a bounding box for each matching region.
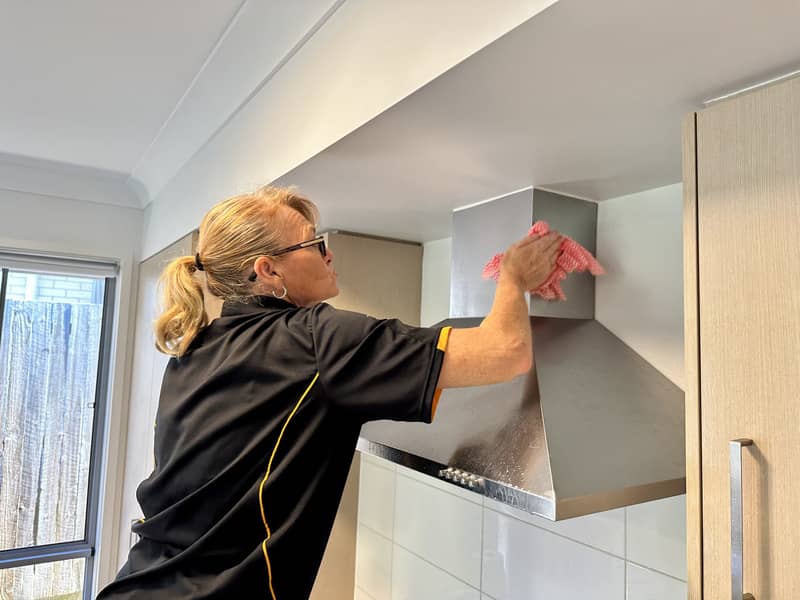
[98,296,451,600]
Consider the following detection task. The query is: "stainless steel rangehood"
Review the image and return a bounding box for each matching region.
[357,188,685,520]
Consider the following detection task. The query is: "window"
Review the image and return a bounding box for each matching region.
[0,252,116,600]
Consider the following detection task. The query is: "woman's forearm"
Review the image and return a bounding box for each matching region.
[437,273,532,388]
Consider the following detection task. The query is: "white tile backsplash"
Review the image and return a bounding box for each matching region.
[482,509,625,600]
[356,455,687,600]
[392,545,480,600]
[626,495,687,580]
[484,497,625,557]
[626,563,687,600]
[356,524,393,600]
[358,457,396,538]
[362,452,397,471]
[394,473,483,587]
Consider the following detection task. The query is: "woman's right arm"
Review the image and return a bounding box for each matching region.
[436,232,562,388]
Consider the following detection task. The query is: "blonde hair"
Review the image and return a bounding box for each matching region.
[155,186,318,357]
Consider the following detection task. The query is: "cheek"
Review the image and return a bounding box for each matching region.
[290,261,328,295]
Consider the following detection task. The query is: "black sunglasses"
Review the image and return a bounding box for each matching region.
[248,235,327,282]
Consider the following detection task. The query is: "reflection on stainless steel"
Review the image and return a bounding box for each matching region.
[359,189,686,521]
[359,315,686,521]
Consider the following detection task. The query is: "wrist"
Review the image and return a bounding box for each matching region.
[498,269,526,293]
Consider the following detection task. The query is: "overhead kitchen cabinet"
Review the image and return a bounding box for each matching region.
[683,74,800,599]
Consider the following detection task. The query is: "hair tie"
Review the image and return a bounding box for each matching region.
[194,253,205,271]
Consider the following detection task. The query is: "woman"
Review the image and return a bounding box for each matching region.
[98,186,561,599]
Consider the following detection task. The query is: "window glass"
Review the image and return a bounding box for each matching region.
[0,272,104,551]
[0,557,85,600]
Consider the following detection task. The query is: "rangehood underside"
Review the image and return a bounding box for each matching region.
[358,316,685,520]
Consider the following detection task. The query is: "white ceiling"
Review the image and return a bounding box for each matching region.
[274,0,800,242]
[0,0,243,172]
[0,0,341,203]
[2,0,800,236]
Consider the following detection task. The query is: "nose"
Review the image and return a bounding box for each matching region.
[325,247,333,265]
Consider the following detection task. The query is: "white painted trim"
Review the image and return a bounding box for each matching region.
[702,68,800,105]
[453,186,533,212]
[0,153,142,209]
[452,186,599,214]
[92,255,138,593]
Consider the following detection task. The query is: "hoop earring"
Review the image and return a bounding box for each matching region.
[272,285,288,300]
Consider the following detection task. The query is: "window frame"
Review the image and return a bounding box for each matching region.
[0,264,116,600]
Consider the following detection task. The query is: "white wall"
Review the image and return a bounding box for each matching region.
[420,238,452,327]
[141,0,559,258]
[595,183,684,389]
[352,184,686,599]
[0,187,143,594]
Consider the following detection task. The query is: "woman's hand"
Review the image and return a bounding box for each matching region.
[499,232,563,291]
[437,231,563,389]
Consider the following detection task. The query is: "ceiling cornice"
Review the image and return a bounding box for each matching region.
[0,152,144,210]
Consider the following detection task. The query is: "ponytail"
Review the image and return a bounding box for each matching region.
[153,185,319,357]
[154,255,207,357]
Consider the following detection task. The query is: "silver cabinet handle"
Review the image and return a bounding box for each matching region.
[730,438,754,600]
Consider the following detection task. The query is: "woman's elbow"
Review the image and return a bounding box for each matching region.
[504,337,533,379]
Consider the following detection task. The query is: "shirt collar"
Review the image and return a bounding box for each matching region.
[220,295,296,317]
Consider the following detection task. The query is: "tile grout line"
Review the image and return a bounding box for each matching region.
[479,499,485,593]
[625,560,688,584]
[359,521,481,593]
[483,502,625,561]
[392,539,482,593]
[359,522,394,544]
[624,506,628,600]
[363,462,395,475]
[389,466,397,599]
[355,584,377,600]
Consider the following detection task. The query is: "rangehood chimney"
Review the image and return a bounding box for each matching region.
[358,188,685,520]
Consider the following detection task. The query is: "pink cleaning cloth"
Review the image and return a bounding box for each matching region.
[482,221,605,301]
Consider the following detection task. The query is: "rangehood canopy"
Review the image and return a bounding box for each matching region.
[358,188,685,520]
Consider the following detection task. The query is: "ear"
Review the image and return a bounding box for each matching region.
[252,256,283,286]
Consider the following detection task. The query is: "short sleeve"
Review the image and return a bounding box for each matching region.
[309,303,451,423]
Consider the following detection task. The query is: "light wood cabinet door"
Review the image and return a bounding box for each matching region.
[685,76,800,599]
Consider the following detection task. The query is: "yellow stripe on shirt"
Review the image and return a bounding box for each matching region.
[259,371,320,599]
[431,327,452,419]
